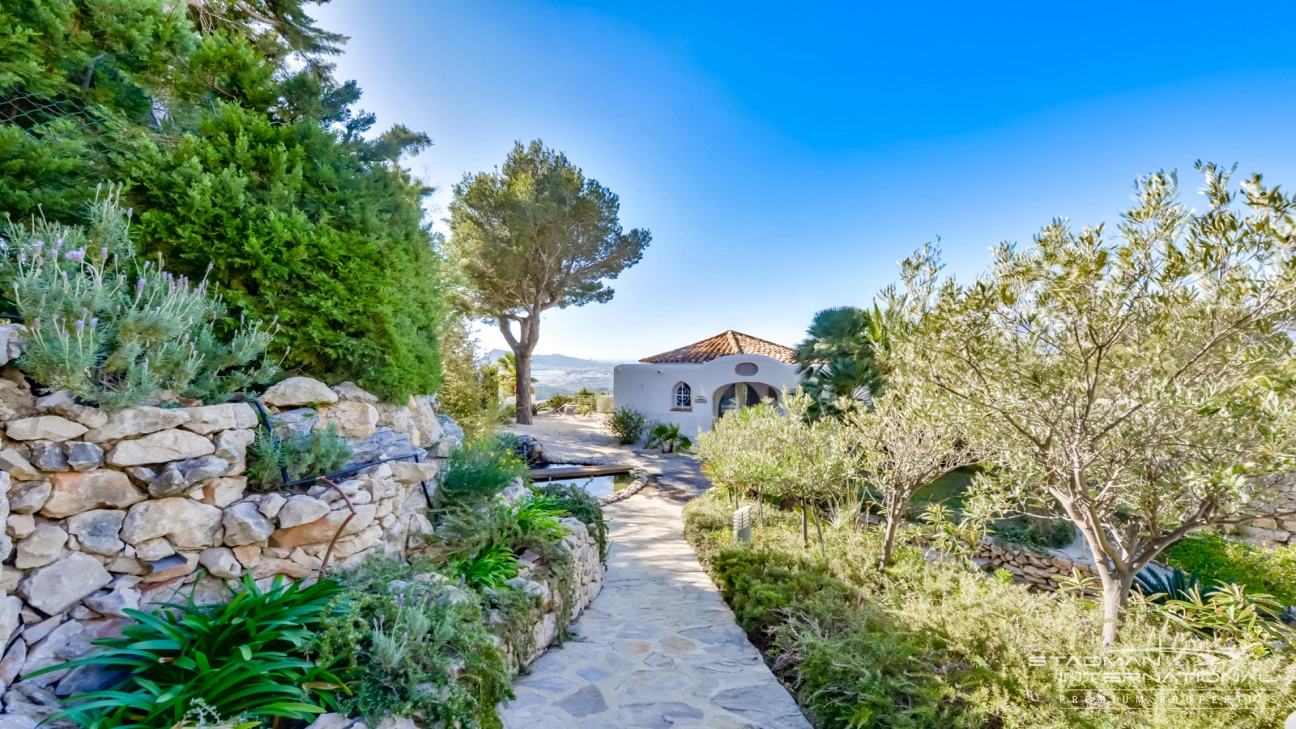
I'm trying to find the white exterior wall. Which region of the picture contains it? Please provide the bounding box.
[612,354,801,438]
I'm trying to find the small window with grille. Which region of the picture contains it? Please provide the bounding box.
[672,382,692,410]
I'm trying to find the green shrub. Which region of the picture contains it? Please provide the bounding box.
[438,438,528,508]
[449,543,519,590]
[532,482,609,563]
[543,394,573,410]
[990,515,1078,552]
[247,422,354,491]
[437,315,501,443]
[315,556,512,727]
[605,405,648,445]
[0,188,276,408]
[646,422,691,453]
[35,575,345,729]
[1161,532,1296,606]
[682,493,1296,729]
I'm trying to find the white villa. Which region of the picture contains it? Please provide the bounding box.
[613,330,801,436]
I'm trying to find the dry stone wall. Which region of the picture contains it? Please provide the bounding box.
[0,372,603,718]
[971,540,1099,594]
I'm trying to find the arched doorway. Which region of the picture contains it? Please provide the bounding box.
[714,382,779,417]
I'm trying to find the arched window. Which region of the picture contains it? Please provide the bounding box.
[672,382,692,410]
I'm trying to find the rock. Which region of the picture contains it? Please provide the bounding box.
[120,498,222,549]
[65,510,126,556]
[21,619,87,684]
[7,481,49,515]
[123,466,157,486]
[390,460,438,485]
[26,442,67,472]
[262,377,338,408]
[199,547,242,578]
[213,429,256,462]
[65,405,107,430]
[253,558,311,579]
[22,615,62,645]
[347,428,425,466]
[147,456,229,498]
[141,552,199,583]
[331,382,377,404]
[222,502,275,546]
[54,663,124,697]
[40,470,144,518]
[305,713,356,729]
[5,417,87,443]
[277,496,330,528]
[199,477,246,508]
[0,638,26,686]
[18,553,113,615]
[0,450,40,481]
[409,395,443,447]
[315,401,378,439]
[15,524,68,569]
[270,504,377,549]
[257,493,286,519]
[107,429,215,467]
[0,597,21,652]
[106,556,146,575]
[83,584,141,618]
[179,403,258,435]
[232,545,262,568]
[83,407,190,443]
[133,537,175,562]
[270,408,318,438]
[438,415,465,444]
[375,404,418,443]
[6,514,34,539]
[61,442,103,472]
[34,392,75,413]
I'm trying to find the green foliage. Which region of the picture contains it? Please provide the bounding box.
[1143,583,1292,655]
[682,494,1296,729]
[532,482,609,563]
[449,543,519,591]
[438,437,529,508]
[1134,566,1203,604]
[1161,531,1296,606]
[605,405,648,444]
[990,516,1077,553]
[794,305,887,420]
[0,188,276,408]
[646,422,692,453]
[247,422,354,491]
[315,556,513,727]
[36,575,345,729]
[1,0,446,402]
[543,394,573,410]
[436,315,501,442]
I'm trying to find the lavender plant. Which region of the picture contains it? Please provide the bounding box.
[0,185,277,408]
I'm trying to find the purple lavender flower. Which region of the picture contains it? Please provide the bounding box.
[53,238,63,251]
[64,249,85,263]
[75,320,84,332]
[88,317,98,328]
[100,247,108,261]
[31,241,42,254]
[137,278,146,295]
[31,317,39,331]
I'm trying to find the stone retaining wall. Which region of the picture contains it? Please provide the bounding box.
[0,370,603,721]
[971,540,1099,594]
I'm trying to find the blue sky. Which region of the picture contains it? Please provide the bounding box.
[313,1,1296,361]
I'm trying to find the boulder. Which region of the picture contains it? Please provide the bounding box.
[0,638,25,687]
[262,377,337,408]
[133,537,175,561]
[213,429,256,462]
[83,407,190,443]
[65,510,126,556]
[8,481,50,515]
[347,427,425,465]
[391,460,438,485]
[409,395,443,447]
[65,405,108,430]
[270,408,318,439]
[147,455,229,498]
[15,524,68,569]
[5,416,87,443]
[232,544,262,568]
[107,429,215,466]
[0,449,41,481]
[199,547,242,579]
[199,477,246,508]
[315,401,379,439]
[254,558,312,579]
[120,498,222,549]
[277,496,330,528]
[0,324,23,368]
[180,403,258,435]
[27,441,68,472]
[34,391,75,413]
[257,493,287,519]
[84,583,141,618]
[374,404,418,443]
[62,441,103,471]
[222,502,275,546]
[41,470,145,518]
[270,504,377,549]
[8,513,35,539]
[18,552,113,615]
[0,596,21,650]
[331,382,377,404]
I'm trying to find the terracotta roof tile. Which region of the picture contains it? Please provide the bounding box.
[640,330,796,364]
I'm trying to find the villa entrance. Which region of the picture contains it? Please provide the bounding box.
[714,382,779,417]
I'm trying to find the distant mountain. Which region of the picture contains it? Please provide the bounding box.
[485,350,621,368]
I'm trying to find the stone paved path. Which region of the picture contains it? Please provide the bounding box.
[498,489,811,729]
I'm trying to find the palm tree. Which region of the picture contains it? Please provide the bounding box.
[793,306,886,420]
[497,352,518,398]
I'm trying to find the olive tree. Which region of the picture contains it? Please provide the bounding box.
[447,140,650,423]
[889,163,1296,646]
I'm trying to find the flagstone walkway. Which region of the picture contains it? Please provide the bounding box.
[498,489,811,729]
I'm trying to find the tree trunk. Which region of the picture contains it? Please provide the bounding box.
[756,485,764,526]
[1099,569,1134,648]
[879,510,902,570]
[811,505,826,557]
[800,497,809,549]
[513,344,534,425]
